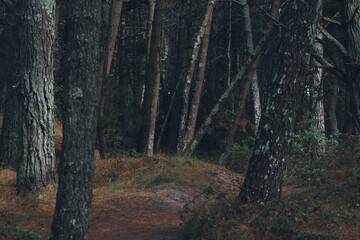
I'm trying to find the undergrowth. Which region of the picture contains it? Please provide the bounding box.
[180,121,360,240]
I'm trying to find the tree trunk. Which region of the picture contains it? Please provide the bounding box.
[146,0,156,65]
[137,0,164,156]
[311,29,325,131]
[16,0,55,192]
[177,0,216,153]
[183,6,214,150]
[97,0,125,159]
[50,0,101,238]
[0,2,19,168]
[182,21,275,156]
[156,0,192,153]
[238,0,323,204]
[343,0,360,134]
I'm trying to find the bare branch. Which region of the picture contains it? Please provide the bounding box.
[311,53,346,81]
[318,24,348,57]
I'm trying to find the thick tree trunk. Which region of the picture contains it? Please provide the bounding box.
[50,0,101,238]
[137,0,164,156]
[177,0,216,153]
[183,7,213,150]
[239,0,323,204]
[0,2,19,168]
[343,0,360,134]
[16,0,55,192]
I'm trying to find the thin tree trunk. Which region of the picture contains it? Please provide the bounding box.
[239,0,323,204]
[182,22,276,156]
[177,0,216,153]
[50,0,101,238]
[137,0,164,156]
[183,6,214,150]
[146,0,156,64]
[155,0,191,153]
[97,0,125,159]
[16,0,55,192]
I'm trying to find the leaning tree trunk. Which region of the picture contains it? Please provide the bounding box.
[16,0,55,192]
[50,0,101,238]
[343,0,360,134]
[183,6,214,150]
[97,0,126,159]
[238,0,323,204]
[0,1,19,168]
[137,0,164,156]
[177,0,216,153]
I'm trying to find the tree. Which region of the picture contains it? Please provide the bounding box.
[16,0,55,192]
[343,0,360,134]
[238,0,323,204]
[0,0,20,168]
[137,0,164,156]
[50,0,101,238]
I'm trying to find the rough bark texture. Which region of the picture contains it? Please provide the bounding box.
[311,29,325,131]
[238,0,323,204]
[0,2,19,168]
[137,0,164,156]
[16,0,55,192]
[50,0,101,238]
[343,0,360,134]
[183,7,213,150]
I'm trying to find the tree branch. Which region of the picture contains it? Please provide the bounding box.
[318,24,348,57]
[311,53,346,81]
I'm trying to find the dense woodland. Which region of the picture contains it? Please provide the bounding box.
[0,0,359,239]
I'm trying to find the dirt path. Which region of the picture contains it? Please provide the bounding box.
[89,170,243,240]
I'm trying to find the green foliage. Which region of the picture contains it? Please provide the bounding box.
[226,137,254,173]
[148,174,175,187]
[0,223,48,240]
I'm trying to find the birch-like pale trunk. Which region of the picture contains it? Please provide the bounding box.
[182,23,276,156]
[183,8,214,150]
[177,0,216,153]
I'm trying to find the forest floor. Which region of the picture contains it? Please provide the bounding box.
[0,121,359,239]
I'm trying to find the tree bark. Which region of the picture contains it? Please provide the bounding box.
[156,0,192,153]
[0,1,19,168]
[183,5,214,150]
[311,28,325,131]
[16,0,55,192]
[137,0,164,156]
[343,0,360,134]
[182,22,275,156]
[238,0,323,204]
[146,0,156,65]
[50,0,101,238]
[97,0,125,159]
[177,0,216,153]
